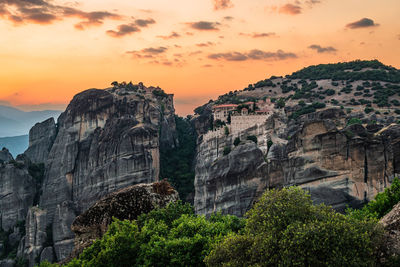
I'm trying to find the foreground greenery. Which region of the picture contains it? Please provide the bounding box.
[41,180,400,267]
[205,187,382,266]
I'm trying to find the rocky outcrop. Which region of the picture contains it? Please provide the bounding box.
[195,141,268,216]
[0,148,13,163]
[18,207,48,267]
[194,108,400,216]
[10,85,179,263]
[24,118,57,164]
[379,201,400,263]
[69,180,178,259]
[0,162,35,231]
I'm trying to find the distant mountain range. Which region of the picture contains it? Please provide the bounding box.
[0,135,28,157]
[0,105,61,138]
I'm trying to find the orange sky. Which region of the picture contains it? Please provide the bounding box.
[0,0,399,115]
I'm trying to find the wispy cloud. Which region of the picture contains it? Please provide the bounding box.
[308,44,337,53]
[279,3,302,15]
[213,0,233,10]
[346,18,379,29]
[240,32,276,38]
[187,21,220,31]
[208,49,297,61]
[0,0,121,29]
[106,23,140,37]
[126,46,168,58]
[157,32,181,40]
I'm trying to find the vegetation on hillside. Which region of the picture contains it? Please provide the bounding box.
[160,116,197,201]
[39,179,400,267]
[288,60,400,82]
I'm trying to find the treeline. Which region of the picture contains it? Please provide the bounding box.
[289,60,400,83]
[41,178,400,266]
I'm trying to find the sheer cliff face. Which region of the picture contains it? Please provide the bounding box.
[194,109,400,216]
[40,88,177,218]
[16,86,178,262]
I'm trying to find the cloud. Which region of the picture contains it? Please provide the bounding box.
[213,0,233,10]
[134,18,155,27]
[0,0,121,29]
[279,3,302,15]
[196,42,215,47]
[187,21,220,31]
[202,64,213,68]
[308,44,337,53]
[126,46,168,58]
[346,18,379,29]
[106,18,156,38]
[240,32,276,38]
[106,23,140,37]
[208,49,297,61]
[157,32,181,40]
[223,16,234,21]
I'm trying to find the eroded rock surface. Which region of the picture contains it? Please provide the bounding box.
[0,148,13,163]
[194,109,400,216]
[379,201,400,262]
[0,163,35,231]
[24,118,57,164]
[70,180,178,259]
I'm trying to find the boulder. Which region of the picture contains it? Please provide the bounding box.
[69,180,179,259]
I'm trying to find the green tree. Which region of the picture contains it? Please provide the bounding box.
[205,187,382,267]
[223,146,231,156]
[58,202,244,267]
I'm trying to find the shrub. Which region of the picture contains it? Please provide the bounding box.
[347,117,362,126]
[233,137,241,147]
[205,187,382,267]
[224,126,229,136]
[246,135,257,144]
[223,146,231,156]
[365,107,374,114]
[347,177,400,219]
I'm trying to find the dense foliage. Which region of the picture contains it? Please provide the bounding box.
[205,187,382,267]
[288,60,400,82]
[347,177,400,219]
[160,116,197,201]
[289,102,326,120]
[55,201,244,267]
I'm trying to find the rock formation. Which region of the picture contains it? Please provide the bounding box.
[194,108,400,216]
[69,180,178,260]
[379,201,400,264]
[0,148,13,163]
[0,162,35,231]
[0,84,179,265]
[24,118,57,164]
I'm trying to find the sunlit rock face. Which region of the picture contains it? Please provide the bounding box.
[6,85,178,264]
[194,108,400,217]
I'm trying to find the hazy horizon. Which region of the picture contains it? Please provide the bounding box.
[0,0,399,115]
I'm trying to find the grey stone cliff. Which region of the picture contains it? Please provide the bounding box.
[24,118,57,164]
[194,108,400,216]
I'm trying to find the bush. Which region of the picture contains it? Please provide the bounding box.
[347,117,362,125]
[365,107,374,114]
[347,177,400,219]
[246,135,257,144]
[60,201,244,267]
[205,187,382,267]
[224,126,229,136]
[223,146,231,156]
[233,137,240,147]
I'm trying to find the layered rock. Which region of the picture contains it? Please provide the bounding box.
[194,108,400,216]
[69,180,178,259]
[195,141,267,216]
[17,85,178,262]
[0,162,35,231]
[24,118,57,164]
[18,207,48,267]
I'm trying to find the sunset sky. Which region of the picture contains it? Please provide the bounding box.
[0,0,399,115]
